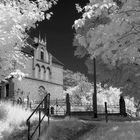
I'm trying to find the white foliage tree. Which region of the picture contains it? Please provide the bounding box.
[64,82,137,114]
[0,0,57,80]
[73,0,140,99]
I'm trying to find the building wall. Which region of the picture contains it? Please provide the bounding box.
[13,77,63,101]
[1,41,64,101]
[51,64,63,85]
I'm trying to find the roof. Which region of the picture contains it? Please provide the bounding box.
[22,45,34,56]
[52,56,64,66]
[21,37,36,56]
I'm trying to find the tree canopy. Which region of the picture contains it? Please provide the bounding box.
[63,69,88,90]
[0,0,57,80]
[65,80,136,114]
[74,0,140,65]
[73,0,140,99]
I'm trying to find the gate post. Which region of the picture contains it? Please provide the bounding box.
[44,93,50,116]
[119,96,127,117]
[66,93,70,116]
[105,102,108,123]
[51,106,54,115]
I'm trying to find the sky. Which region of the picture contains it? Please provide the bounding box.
[30,0,89,74]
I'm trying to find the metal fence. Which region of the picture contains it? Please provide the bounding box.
[6,98,31,109]
[70,102,120,114]
[50,99,66,115]
[4,95,137,118]
[70,103,92,112]
[98,105,120,114]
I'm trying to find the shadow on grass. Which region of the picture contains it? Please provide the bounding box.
[2,128,28,140]
[2,116,140,140]
[40,118,97,140]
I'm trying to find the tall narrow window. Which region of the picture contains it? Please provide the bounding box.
[40,48,44,60]
[40,66,45,80]
[46,67,51,81]
[46,51,49,63]
[35,64,40,78]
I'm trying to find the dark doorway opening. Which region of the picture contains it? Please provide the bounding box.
[0,86,1,99]
[6,84,9,98]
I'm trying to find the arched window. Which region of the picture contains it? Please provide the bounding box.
[36,48,39,59]
[40,66,45,80]
[40,48,44,60]
[35,64,40,78]
[46,67,51,81]
[46,51,49,63]
[38,86,46,97]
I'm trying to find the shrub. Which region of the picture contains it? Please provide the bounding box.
[0,101,39,139]
[0,104,7,121]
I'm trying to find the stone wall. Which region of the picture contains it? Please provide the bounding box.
[13,77,63,102]
[51,64,63,85]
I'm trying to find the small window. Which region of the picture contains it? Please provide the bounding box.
[40,48,44,60]
[46,51,49,63]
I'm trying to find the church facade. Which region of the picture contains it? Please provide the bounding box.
[0,38,64,102]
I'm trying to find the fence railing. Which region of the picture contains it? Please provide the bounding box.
[50,99,66,115]
[70,103,92,112]
[98,105,120,114]
[26,93,50,140]
[8,97,31,109]
[69,102,120,114]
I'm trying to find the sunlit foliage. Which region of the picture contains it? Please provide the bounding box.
[0,0,57,80]
[73,0,140,99]
[63,69,88,90]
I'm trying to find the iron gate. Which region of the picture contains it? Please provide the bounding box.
[50,99,66,116]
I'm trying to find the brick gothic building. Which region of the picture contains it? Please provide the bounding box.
[0,38,64,102]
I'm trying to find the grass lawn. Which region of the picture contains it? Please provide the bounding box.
[0,101,40,140]
[79,121,140,140]
[1,101,140,140]
[1,115,140,140]
[40,118,140,140]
